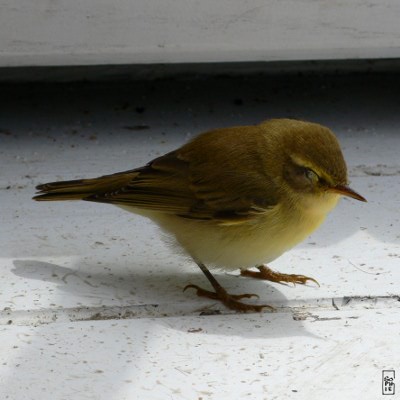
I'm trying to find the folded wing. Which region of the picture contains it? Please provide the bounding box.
[34,126,279,224]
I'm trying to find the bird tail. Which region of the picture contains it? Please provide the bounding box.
[33,170,138,201]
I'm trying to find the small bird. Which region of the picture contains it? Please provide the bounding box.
[34,118,366,312]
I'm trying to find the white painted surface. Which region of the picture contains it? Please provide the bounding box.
[0,73,399,399]
[1,0,400,66]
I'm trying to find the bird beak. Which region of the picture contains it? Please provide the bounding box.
[329,185,367,202]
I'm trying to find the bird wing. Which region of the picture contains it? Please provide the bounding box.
[90,127,280,223]
[35,126,280,224]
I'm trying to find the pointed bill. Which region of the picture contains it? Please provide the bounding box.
[329,185,367,202]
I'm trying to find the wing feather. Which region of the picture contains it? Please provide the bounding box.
[35,125,280,223]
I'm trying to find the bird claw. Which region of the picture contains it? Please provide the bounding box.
[240,265,320,287]
[184,284,273,312]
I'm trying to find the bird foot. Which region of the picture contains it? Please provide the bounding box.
[240,265,320,287]
[184,284,274,312]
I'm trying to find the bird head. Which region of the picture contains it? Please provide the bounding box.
[262,119,366,212]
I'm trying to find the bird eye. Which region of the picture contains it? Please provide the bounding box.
[304,168,319,183]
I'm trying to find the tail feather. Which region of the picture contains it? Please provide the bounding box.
[33,170,139,201]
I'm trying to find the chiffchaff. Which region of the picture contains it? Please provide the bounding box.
[34,118,366,312]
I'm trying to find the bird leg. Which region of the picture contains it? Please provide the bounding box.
[240,265,320,286]
[184,261,274,312]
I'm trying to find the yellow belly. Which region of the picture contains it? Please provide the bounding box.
[119,193,340,270]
